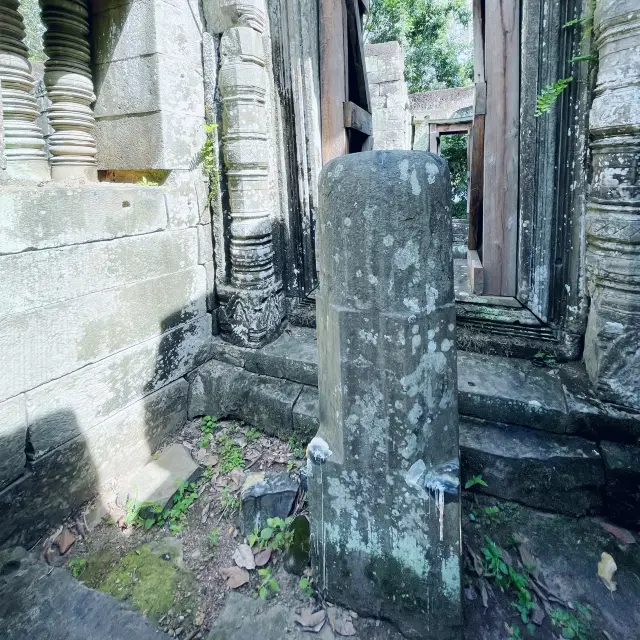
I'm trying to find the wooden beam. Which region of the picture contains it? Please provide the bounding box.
[482,0,519,296]
[345,0,371,111]
[473,0,485,83]
[467,250,484,295]
[429,124,439,154]
[474,82,487,116]
[320,0,348,163]
[467,114,484,251]
[432,122,472,135]
[344,101,373,136]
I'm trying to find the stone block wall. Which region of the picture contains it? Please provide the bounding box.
[0,181,214,547]
[364,41,412,150]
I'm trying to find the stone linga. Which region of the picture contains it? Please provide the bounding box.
[308,150,462,640]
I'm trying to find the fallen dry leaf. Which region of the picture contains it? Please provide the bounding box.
[55,529,75,555]
[295,608,326,632]
[254,548,271,567]
[480,579,489,608]
[233,544,256,570]
[464,585,477,601]
[229,468,245,491]
[600,522,636,545]
[334,613,356,636]
[597,552,617,592]
[327,607,336,632]
[220,566,250,589]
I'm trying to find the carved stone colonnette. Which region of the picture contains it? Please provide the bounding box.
[584,0,640,410]
[211,0,284,347]
[40,0,97,180]
[0,0,49,180]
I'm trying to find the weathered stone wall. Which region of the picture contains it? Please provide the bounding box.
[0,0,216,547]
[0,181,214,548]
[364,41,412,150]
[411,86,474,151]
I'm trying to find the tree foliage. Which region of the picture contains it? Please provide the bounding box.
[365,0,473,93]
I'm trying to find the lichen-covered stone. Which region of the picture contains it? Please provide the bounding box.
[0,547,171,640]
[240,471,299,534]
[308,151,461,639]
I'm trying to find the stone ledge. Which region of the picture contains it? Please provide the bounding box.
[601,441,640,529]
[460,418,605,517]
[206,329,640,442]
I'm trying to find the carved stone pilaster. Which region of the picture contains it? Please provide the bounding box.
[584,0,640,409]
[213,6,284,348]
[0,0,49,180]
[40,0,97,180]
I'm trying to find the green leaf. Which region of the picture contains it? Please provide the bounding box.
[269,579,280,592]
[144,518,155,530]
[260,527,273,540]
[259,586,268,600]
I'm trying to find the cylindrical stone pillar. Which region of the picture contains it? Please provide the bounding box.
[0,0,50,180]
[40,0,97,180]
[308,151,461,639]
[584,0,640,409]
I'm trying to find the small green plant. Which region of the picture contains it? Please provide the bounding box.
[142,480,199,533]
[245,427,261,442]
[248,517,295,552]
[219,434,245,473]
[203,465,215,481]
[68,557,87,578]
[535,77,573,117]
[550,604,592,640]
[138,176,159,186]
[481,537,535,633]
[483,505,503,526]
[220,486,240,514]
[465,475,488,489]
[533,351,557,367]
[298,576,313,597]
[207,528,221,547]
[253,567,280,600]
[288,437,306,459]
[200,415,217,448]
[201,122,219,203]
[507,625,523,640]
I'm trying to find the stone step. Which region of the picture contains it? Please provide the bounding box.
[187,361,608,519]
[460,418,605,517]
[208,328,640,443]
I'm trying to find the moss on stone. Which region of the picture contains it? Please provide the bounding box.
[95,542,194,622]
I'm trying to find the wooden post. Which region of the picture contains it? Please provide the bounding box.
[320,0,348,163]
[482,0,519,296]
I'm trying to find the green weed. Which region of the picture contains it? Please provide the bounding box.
[69,557,87,578]
[207,528,221,547]
[248,517,294,552]
[535,77,573,117]
[220,486,240,514]
[253,567,280,600]
[550,604,592,640]
[200,415,217,448]
[219,434,244,472]
[245,427,261,442]
[298,576,313,597]
[465,475,488,489]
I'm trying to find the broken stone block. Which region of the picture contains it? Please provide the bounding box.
[118,444,202,518]
[240,472,299,534]
[601,441,640,529]
[0,547,171,640]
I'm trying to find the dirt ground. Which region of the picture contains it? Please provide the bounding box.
[40,417,640,640]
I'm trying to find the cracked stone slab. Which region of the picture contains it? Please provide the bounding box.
[240,471,299,534]
[0,547,170,640]
[458,351,568,433]
[244,326,318,386]
[460,417,605,516]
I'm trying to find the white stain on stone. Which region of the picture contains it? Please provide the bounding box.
[408,402,423,425]
[394,240,419,270]
[410,169,421,195]
[441,338,452,352]
[441,555,461,600]
[368,274,378,285]
[411,333,422,354]
[403,297,420,313]
[383,235,394,247]
[425,160,439,184]
[425,285,439,314]
[400,433,418,459]
[358,329,377,345]
[399,159,409,181]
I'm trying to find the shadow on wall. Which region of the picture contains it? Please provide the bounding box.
[0,295,212,550]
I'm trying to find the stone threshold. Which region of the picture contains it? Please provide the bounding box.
[208,326,640,445]
[187,356,638,527]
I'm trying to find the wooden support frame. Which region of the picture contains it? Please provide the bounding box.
[320,0,372,162]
